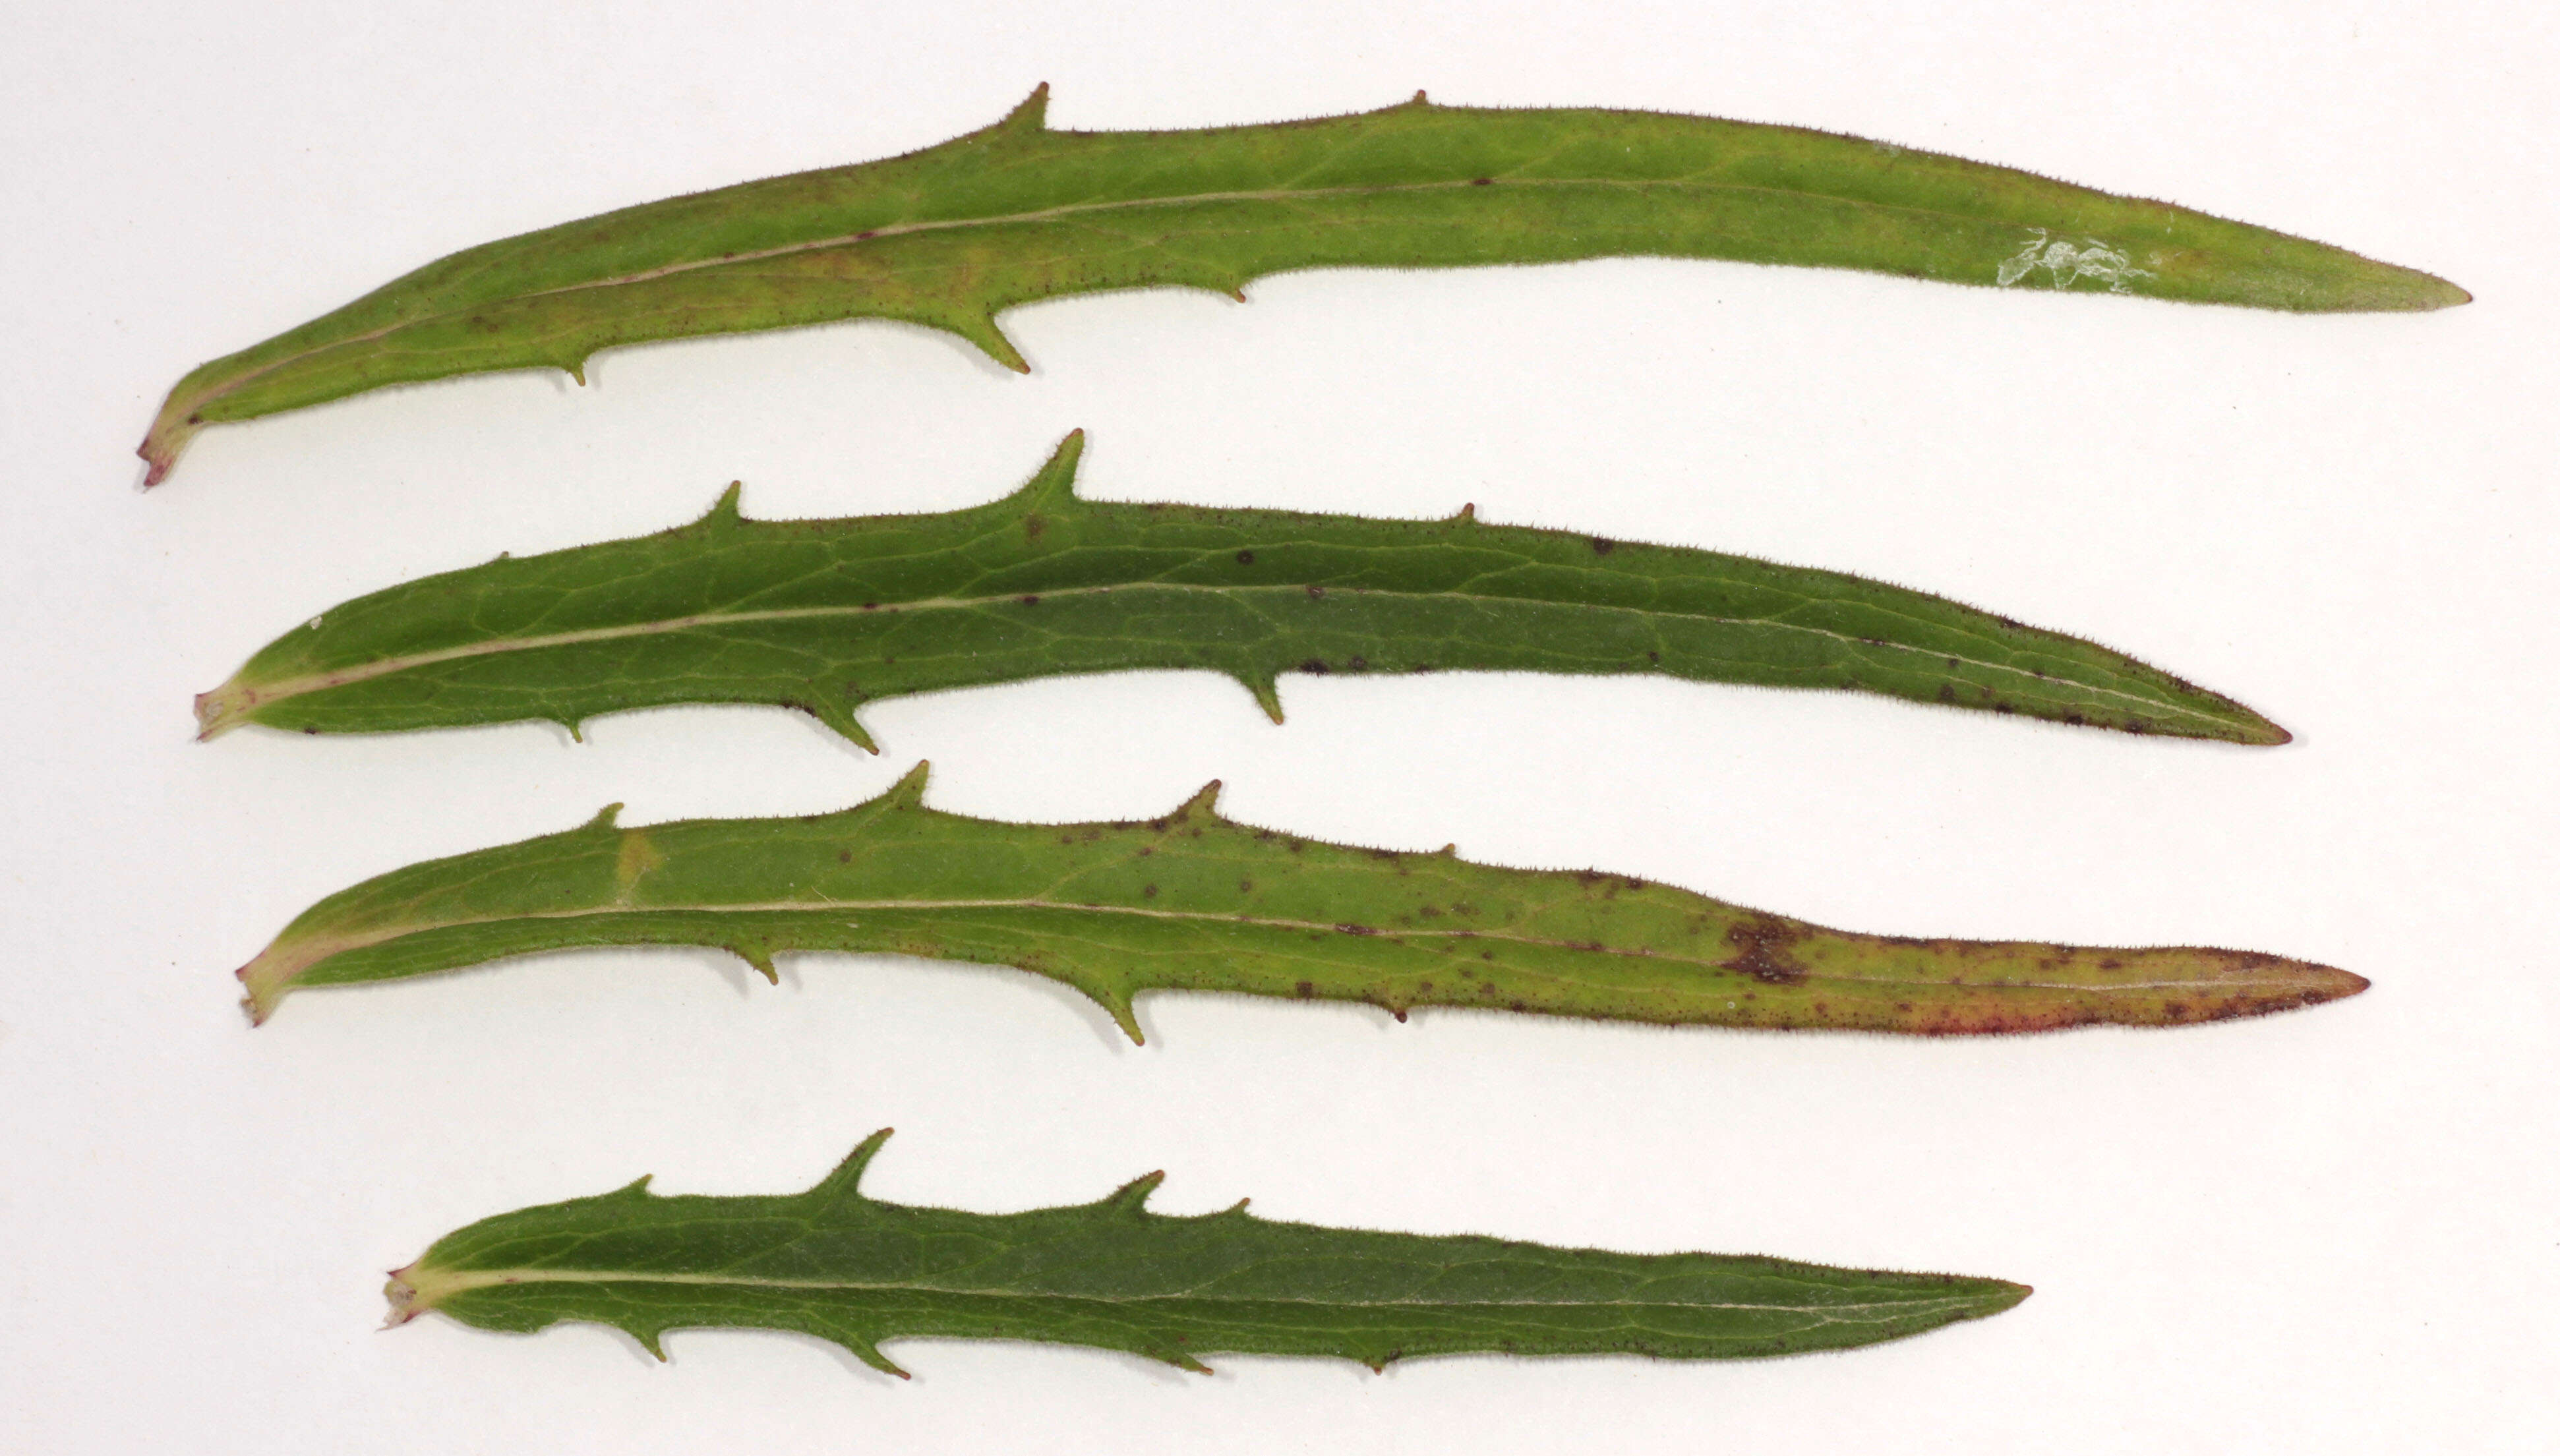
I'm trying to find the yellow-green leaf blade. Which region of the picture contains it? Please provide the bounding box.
[140,88,2464,482]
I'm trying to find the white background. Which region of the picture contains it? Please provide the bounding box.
[3,3,2552,1451]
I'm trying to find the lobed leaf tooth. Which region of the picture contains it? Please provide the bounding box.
[997,82,1050,134]
[880,760,935,810]
[698,482,746,529]
[1087,985,1148,1045]
[1234,672,1287,724]
[816,1129,895,1200]
[1011,430,1087,511]
[806,697,879,753]
[1102,1171,1168,1214]
[1170,780,1225,821]
[949,310,1031,373]
[841,1338,910,1379]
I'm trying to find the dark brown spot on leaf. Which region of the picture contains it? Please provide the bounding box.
[1722,917,1811,985]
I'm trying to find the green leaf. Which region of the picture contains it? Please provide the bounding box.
[239,761,2364,1035]
[194,432,2287,748]
[139,86,2465,484]
[386,1127,2031,1372]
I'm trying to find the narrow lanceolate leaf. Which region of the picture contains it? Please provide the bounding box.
[195,432,2286,748]
[387,1128,2030,1372]
[238,761,2365,1035]
[139,87,2466,484]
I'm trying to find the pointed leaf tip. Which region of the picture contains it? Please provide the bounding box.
[806,695,879,753]
[945,309,1030,372]
[999,83,1050,133]
[1172,780,1223,821]
[700,481,746,527]
[1104,1169,1167,1213]
[843,1337,912,1378]
[881,759,932,808]
[584,803,624,830]
[811,1128,896,1201]
[1235,672,1285,724]
[1013,430,1086,510]
[1089,987,1148,1044]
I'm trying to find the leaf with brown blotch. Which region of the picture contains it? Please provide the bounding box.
[239,761,2364,1037]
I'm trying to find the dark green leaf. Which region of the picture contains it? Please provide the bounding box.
[196,433,2288,748]
[387,1128,2031,1372]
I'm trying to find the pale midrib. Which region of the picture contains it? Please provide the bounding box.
[225,579,2217,730]
[302,895,2275,998]
[417,1264,1980,1324]
[196,169,2043,408]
